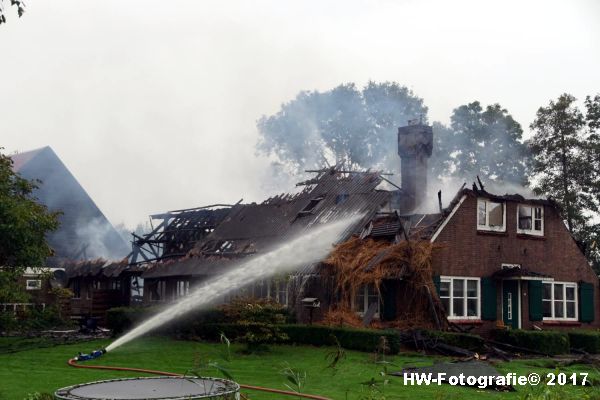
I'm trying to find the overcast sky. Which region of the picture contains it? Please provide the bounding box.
[2,0,599,228]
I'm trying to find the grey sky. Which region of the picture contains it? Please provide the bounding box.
[2,0,599,227]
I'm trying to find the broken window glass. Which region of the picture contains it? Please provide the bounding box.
[488,202,503,227]
[518,206,532,230]
[298,196,325,216]
[477,200,486,226]
[477,199,505,231]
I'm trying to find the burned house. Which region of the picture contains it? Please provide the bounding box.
[62,259,144,323]
[9,147,132,320]
[131,121,598,332]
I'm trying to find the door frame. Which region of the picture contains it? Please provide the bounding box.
[501,279,522,329]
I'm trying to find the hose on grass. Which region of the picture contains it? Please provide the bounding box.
[67,358,332,400]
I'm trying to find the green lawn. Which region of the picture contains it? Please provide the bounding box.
[0,336,599,399]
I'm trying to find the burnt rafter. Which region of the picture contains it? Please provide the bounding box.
[129,202,240,264]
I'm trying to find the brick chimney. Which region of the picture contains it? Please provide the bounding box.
[398,120,433,213]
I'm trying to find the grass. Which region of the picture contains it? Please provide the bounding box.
[0,336,599,399]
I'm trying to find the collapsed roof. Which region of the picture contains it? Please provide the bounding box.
[142,168,394,279]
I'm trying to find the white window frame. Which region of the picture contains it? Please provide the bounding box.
[175,280,190,299]
[274,280,289,307]
[440,276,481,320]
[25,279,42,290]
[353,284,380,318]
[542,281,578,321]
[477,198,506,232]
[516,204,544,236]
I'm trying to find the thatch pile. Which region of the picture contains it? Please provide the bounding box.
[323,236,447,329]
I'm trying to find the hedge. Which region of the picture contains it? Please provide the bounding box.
[280,324,400,354]
[492,329,569,355]
[424,331,485,352]
[568,331,600,354]
[176,322,400,354]
[106,307,229,335]
[106,302,292,335]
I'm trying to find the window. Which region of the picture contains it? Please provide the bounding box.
[72,279,81,299]
[517,205,544,235]
[440,277,480,319]
[175,280,189,298]
[151,280,167,301]
[477,199,505,232]
[298,196,324,216]
[543,282,577,320]
[26,280,42,290]
[354,284,380,317]
[252,279,270,299]
[275,280,288,306]
[110,279,121,291]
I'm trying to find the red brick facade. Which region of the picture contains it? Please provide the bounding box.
[431,191,599,335]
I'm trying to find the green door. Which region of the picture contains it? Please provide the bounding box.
[502,280,519,329]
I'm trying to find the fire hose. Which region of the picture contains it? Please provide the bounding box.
[67,355,332,400]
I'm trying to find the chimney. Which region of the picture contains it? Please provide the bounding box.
[397,120,433,213]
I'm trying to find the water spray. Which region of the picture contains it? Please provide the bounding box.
[106,214,362,352]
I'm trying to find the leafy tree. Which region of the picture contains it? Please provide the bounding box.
[528,94,592,232]
[430,102,529,185]
[0,149,59,303]
[256,81,428,175]
[584,94,600,211]
[0,0,25,25]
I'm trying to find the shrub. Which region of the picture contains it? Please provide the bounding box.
[492,329,569,355]
[0,312,17,332]
[568,331,600,354]
[190,323,400,353]
[217,299,290,352]
[424,331,485,352]
[281,325,400,354]
[107,306,233,335]
[106,299,291,336]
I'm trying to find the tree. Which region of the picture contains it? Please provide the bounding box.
[430,102,529,185]
[256,81,428,175]
[0,149,59,303]
[528,94,593,233]
[0,0,25,25]
[584,94,600,211]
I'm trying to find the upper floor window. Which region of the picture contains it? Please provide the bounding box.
[543,281,577,321]
[440,276,480,319]
[477,199,505,232]
[517,205,544,236]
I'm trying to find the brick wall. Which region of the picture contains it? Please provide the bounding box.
[431,192,599,333]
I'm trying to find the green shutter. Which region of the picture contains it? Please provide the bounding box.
[579,282,595,323]
[432,275,441,295]
[528,280,543,321]
[481,277,497,320]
